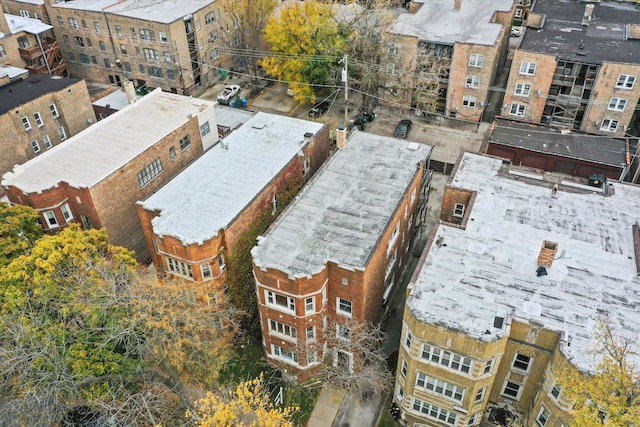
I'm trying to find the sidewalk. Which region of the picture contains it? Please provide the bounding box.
[307,386,346,427]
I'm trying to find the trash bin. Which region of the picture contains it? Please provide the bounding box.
[230,99,237,108]
[241,98,248,108]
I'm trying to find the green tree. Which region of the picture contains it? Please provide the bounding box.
[0,201,43,269]
[0,225,240,426]
[262,0,347,103]
[558,321,640,426]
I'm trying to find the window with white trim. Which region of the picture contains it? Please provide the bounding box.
[272,344,298,364]
[337,298,352,316]
[600,118,619,132]
[337,324,351,342]
[341,277,348,286]
[411,398,457,426]
[453,203,465,218]
[305,296,315,314]
[31,140,41,153]
[388,223,400,253]
[469,54,484,68]
[400,357,407,378]
[160,31,168,43]
[608,97,627,112]
[512,353,532,373]
[483,358,495,375]
[0,44,6,57]
[50,103,59,118]
[550,383,561,399]
[43,210,58,227]
[536,406,551,426]
[68,17,79,29]
[61,203,73,221]
[200,121,211,137]
[201,264,212,280]
[385,249,397,279]
[468,412,480,426]
[515,8,523,17]
[137,158,163,188]
[139,28,156,41]
[266,290,295,313]
[462,95,477,108]
[306,326,315,340]
[303,157,311,176]
[307,351,317,364]
[34,112,44,127]
[502,380,522,399]
[22,117,32,130]
[269,319,297,339]
[166,256,193,279]
[514,83,531,96]
[466,75,480,88]
[475,386,486,403]
[43,135,52,149]
[94,21,101,33]
[616,74,636,89]
[510,104,526,117]
[58,126,67,141]
[217,253,225,271]
[421,344,472,373]
[519,61,536,75]
[405,331,413,350]
[416,372,465,402]
[387,63,398,75]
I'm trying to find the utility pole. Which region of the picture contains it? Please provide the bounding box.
[341,54,348,127]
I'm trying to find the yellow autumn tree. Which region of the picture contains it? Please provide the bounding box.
[558,321,640,426]
[189,374,298,427]
[262,0,347,103]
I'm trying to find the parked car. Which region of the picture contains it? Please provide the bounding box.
[394,119,413,138]
[309,101,330,118]
[352,109,377,130]
[217,85,241,105]
[510,28,521,37]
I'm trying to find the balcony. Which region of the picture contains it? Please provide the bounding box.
[18,38,66,76]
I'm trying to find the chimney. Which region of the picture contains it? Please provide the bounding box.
[124,80,137,104]
[303,132,313,144]
[336,126,347,149]
[537,240,558,268]
[454,0,462,11]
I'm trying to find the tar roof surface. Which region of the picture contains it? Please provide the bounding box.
[408,153,640,373]
[388,0,513,46]
[0,74,80,115]
[138,112,325,245]
[252,132,432,278]
[2,89,215,192]
[490,119,627,167]
[521,0,640,63]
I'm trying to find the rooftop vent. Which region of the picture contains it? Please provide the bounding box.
[493,316,504,329]
[581,4,594,26]
[537,240,558,268]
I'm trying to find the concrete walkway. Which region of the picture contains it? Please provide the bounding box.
[306,386,346,427]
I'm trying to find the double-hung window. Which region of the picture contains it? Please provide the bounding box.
[600,118,619,132]
[462,95,477,108]
[514,83,531,96]
[616,74,636,89]
[22,116,32,130]
[31,140,41,153]
[34,112,44,127]
[61,203,73,221]
[536,406,551,426]
[337,298,352,316]
[469,54,484,68]
[466,75,480,88]
[608,97,627,111]
[512,353,532,373]
[269,319,297,340]
[43,210,58,227]
[266,290,295,313]
[166,256,193,279]
[305,297,315,314]
[510,104,526,117]
[519,61,536,75]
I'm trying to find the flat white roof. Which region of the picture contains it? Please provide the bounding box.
[0,65,28,79]
[252,132,432,278]
[53,0,213,23]
[92,89,141,110]
[2,89,216,192]
[214,105,255,132]
[138,112,325,245]
[5,13,52,34]
[408,153,640,373]
[389,0,512,46]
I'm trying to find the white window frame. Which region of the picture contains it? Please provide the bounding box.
[43,210,58,228]
[137,158,163,188]
[416,372,465,402]
[22,116,32,130]
[58,126,67,141]
[616,74,636,89]
[600,118,619,132]
[468,412,480,426]
[50,103,59,118]
[475,386,487,403]
[305,296,315,314]
[536,405,551,426]
[43,135,52,149]
[61,203,73,221]
[337,324,351,342]
[159,31,168,43]
[266,290,295,313]
[466,75,480,88]
[453,203,465,218]
[483,358,495,375]
[462,95,477,108]
[510,104,526,117]
[469,54,484,68]
[387,222,400,254]
[271,344,299,364]
[512,353,533,373]
[306,326,316,341]
[502,380,523,400]
[31,140,41,153]
[411,398,457,426]
[268,319,297,341]
[387,63,397,75]
[166,256,193,279]
[608,97,627,112]
[400,357,407,378]
[337,297,352,316]
[550,383,561,399]
[514,83,531,96]
[201,264,212,280]
[34,112,44,127]
[200,120,211,137]
[303,157,311,176]
[519,61,537,76]
[405,331,413,350]
[421,344,472,374]
[515,8,523,18]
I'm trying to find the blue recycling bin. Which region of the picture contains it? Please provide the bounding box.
[241,98,248,108]
[230,99,237,108]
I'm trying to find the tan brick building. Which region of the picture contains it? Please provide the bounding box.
[2,88,218,261]
[251,131,432,381]
[502,0,640,137]
[45,0,237,95]
[380,0,515,121]
[395,152,640,426]
[137,113,331,294]
[0,74,94,178]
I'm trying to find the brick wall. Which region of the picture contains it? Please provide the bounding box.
[441,185,475,225]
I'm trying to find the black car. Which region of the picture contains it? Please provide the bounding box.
[309,101,330,118]
[352,109,377,130]
[394,119,413,138]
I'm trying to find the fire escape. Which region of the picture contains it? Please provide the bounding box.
[18,36,66,76]
[183,16,201,94]
[413,41,452,115]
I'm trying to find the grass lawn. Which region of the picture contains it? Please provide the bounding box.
[378,392,399,427]
[217,336,319,426]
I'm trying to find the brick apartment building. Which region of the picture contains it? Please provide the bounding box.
[39,0,238,95]
[2,88,218,262]
[0,9,65,75]
[395,152,640,426]
[502,0,640,137]
[0,74,94,178]
[380,0,514,121]
[251,130,432,381]
[137,112,330,294]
